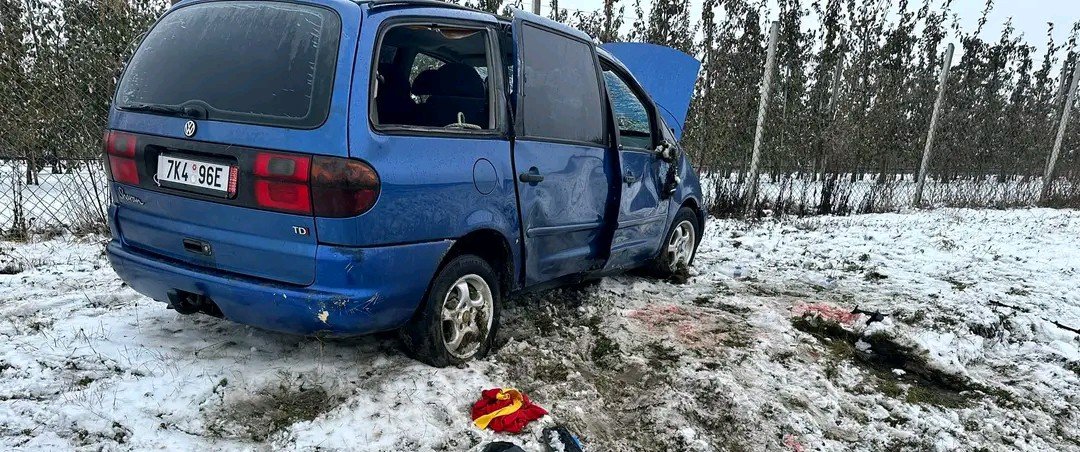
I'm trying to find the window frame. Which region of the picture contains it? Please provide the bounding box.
[512,22,610,148]
[368,17,507,139]
[599,58,660,153]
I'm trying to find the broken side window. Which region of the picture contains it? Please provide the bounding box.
[372,24,494,131]
[602,67,654,150]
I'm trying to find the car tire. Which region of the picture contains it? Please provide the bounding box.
[650,207,700,277]
[401,255,501,367]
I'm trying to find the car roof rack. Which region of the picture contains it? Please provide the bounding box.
[356,0,493,15]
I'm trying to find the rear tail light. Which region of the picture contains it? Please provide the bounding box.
[311,157,380,217]
[255,152,311,182]
[253,152,312,214]
[251,153,378,217]
[108,157,140,185]
[106,131,136,157]
[101,133,379,217]
[104,130,139,185]
[254,179,311,213]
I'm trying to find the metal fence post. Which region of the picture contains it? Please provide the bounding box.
[1053,63,1070,109]
[1041,57,1080,204]
[820,50,844,174]
[913,43,954,207]
[532,0,540,14]
[745,21,779,216]
[828,52,844,119]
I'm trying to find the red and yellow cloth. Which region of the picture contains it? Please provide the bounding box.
[470,388,547,433]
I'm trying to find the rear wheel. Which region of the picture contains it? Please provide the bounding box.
[401,255,501,367]
[651,207,699,277]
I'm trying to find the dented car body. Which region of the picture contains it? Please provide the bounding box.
[104,0,704,365]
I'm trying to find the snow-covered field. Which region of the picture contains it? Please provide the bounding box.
[1,208,1078,451]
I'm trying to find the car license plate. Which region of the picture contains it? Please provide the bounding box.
[156,154,236,197]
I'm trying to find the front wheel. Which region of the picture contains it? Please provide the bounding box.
[401,255,501,367]
[650,207,699,277]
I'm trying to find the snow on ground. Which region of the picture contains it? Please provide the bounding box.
[1,208,1078,451]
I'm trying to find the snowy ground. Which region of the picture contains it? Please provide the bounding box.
[1,208,1078,451]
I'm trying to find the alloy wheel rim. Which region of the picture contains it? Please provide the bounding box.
[441,274,494,360]
[666,220,695,271]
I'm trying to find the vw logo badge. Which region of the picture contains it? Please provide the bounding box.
[183,120,197,137]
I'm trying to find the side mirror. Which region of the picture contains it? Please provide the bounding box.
[655,140,679,162]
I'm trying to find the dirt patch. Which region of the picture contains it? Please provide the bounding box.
[494,289,759,451]
[0,261,23,275]
[863,270,888,282]
[792,315,974,408]
[668,263,691,284]
[943,276,973,291]
[627,304,752,349]
[792,303,859,325]
[1005,287,1031,296]
[693,295,751,316]
[206,375,345,442]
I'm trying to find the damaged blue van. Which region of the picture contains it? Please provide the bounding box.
[105,0,704,366]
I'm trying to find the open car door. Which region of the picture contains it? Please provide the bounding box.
[600,43,700,139]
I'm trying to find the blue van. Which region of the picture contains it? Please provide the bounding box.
[104,0,704,366]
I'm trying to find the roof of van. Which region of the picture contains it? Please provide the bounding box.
[171,0,592,42]
[360,0,508,19]
[172,0,363,12]
[361,1,595,43]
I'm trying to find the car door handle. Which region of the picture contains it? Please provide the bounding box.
[519,168,544,184]
[624,170,639,185]
[182,238,212,256]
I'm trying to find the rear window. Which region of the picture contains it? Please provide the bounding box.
[115,1,341,129]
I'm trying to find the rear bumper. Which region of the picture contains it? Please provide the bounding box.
[106,237,452,336]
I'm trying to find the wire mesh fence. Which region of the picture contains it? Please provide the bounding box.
[0,0,163,238]
[684,10,1080,218]
[700,170,1066,218]
[0,159,109,238]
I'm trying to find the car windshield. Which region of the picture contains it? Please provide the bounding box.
[115,1,341,129]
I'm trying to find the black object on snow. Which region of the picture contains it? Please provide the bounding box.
[852,305,888,325]
[542,425,584,452]
[483,442,526,452]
